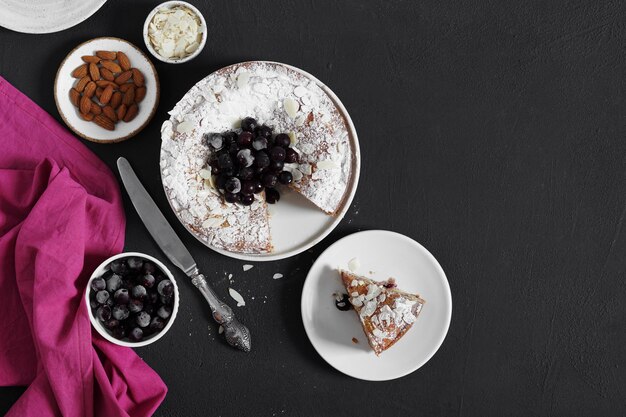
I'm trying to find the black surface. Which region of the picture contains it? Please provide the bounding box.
[1,0,626,416]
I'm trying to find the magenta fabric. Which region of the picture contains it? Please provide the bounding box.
[0,76,167,417]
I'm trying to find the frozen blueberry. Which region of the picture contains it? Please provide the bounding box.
[128,327,143,342]
[252,137,268,151]
[236,149,254,167]
[114,288,130,304]
[254,151,270,169]
[91,278,106,292]
[253,179,264,194]
[150,317,166,331]
[225,192,240,203]
[112,304,130,321]
[90,298,99,309]
[160,295,174,305]
[241,194,255,206]
[132,285,147,300]
[129,299,144,313]
[109,260,126,274]
[157,305,172,319]
[241,117,258,132]
[269,146,286,162]
[136,311,151,328]
[140,274,155,289]
[269,160,284,173]
[157,279,174,297]
[241,180,255,196]
[237,131,254,148]
[112,326,126,340]
[106,274,122,292]
[96,305,111,322]
[143,262,156,275]
[285,148,299,164]
[274,133,291,148]
[224,177,242,194]
[256,125,273,138]
[278,171,293,185]
[104,319,119,329]
[126,257,143,270]
[218,153,233,170]
[96,290,109,304]
[265,188,280,204]
[262,173,277,188]
[239,167,255,181]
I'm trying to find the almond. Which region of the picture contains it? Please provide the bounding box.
[132,68,145,87]
[119,83,133,93]
[110,91,122,109]
[123,103,138,122]
[75,76,90,92]
[122,85,135,105]
[96,51,117,60]
[135,86,146,103]
[81,55,100,63]
[80,95,91,114]
[95,87,103,99]
[116,104,127,120]
[100,84,114,104]
[71,64,88,78]
[88,63,100,81]
[100,67,114,81]
[115,70,133,85]
[80,112,94,121]
[96,80,117,89]
[103,105,118,122]
[84,81,96,98]
[69,88,80,106]
[118,51,131,71]
[100,60,122,73]
[84,82,96,98]
[90,103,102,115]
[93,114,115,130]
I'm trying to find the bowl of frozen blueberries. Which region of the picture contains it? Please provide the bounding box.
[85,252,179,347]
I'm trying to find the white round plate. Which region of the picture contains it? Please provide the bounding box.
[161,61,360,261]
[54,37,160,143]
[301,230,452,381]
[0,0,106,34]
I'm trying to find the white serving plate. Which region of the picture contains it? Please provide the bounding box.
[161,61,360,261]
[301,230,452,381]
[0,0,106,34]
[54,37,160,143]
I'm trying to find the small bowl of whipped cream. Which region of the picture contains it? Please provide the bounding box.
[143,1,207,64]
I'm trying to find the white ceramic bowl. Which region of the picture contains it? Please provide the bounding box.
[85,252,179,347]
[54,37,160,143]
[143,1,207,64]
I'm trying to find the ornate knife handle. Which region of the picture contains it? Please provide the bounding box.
[189,267,251,352]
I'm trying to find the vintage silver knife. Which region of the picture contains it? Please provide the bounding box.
[117,157,251,352]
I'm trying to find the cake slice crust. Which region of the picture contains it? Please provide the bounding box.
[339,270,425,355]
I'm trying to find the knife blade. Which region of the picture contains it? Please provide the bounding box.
[117,157,251,352]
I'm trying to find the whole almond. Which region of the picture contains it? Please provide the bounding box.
[115,70,133,85]
[116,104,127,120]
[96,80,117,89]
[94,114,115,130]
[80,112,94,121]
[119,83,133,93]
[100,84,114,104]
[135,86,146,103]
[69,88,80,106]
[101,60,122,73]
[96,51,117,60]
[75,76,90,92]
[81,55,100,64]
[132,68,145,87]
[90,103,102,115]
[110,91,122,109]
[71,64,88,78]
[79,95,91,114]
[123,103,138,122]
[95,87,103,99]
[84,81,96,98]
[100,67,114,81]
[103,105,118,122]
[118,51,131,71]
[88,63,100,81]
[122,85,135,105]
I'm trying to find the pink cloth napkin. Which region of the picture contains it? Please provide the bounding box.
[0,76,167,416]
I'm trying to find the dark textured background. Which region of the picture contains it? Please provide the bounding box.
[2,0,626,415]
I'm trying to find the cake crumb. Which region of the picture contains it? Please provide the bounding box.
[352,337,359,344]
[243,264,254,272]
[273,273,283,279]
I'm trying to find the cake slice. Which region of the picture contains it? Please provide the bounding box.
[339,270,425,355]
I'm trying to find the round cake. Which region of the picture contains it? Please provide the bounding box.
[160,61,356,254]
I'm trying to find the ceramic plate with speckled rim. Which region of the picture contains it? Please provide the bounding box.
[0,0,107,34]
[54,37,159,143]
[302,230,452,381]
[160,61,360,261]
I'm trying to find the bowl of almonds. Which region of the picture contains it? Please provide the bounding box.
[54,37,160,143]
